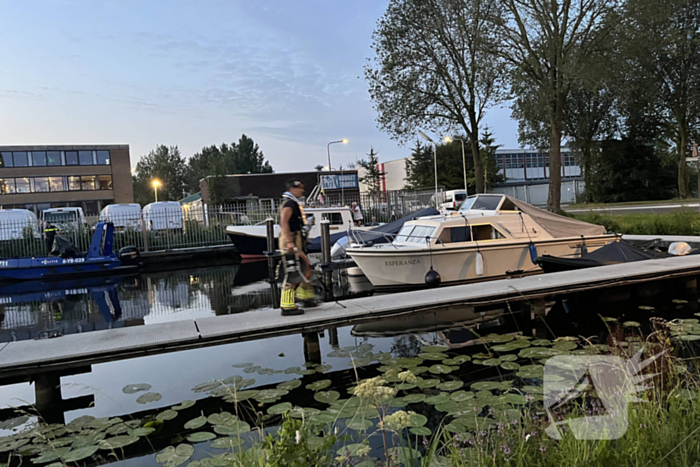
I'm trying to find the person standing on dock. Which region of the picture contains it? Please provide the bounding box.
[44,221,58,254]
[351,202,363,227]
[279,179,316,315]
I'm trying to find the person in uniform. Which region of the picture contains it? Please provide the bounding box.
[44,221,58,254]
[279,179,316,315]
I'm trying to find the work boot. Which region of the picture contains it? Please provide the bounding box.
[281,288,304,316]
[296,286,318,308]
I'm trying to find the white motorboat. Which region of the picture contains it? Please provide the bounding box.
[346,194,618,291]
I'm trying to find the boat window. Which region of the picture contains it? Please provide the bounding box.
[322,212,345,225]
[407,225,436,244]
[455,193,467,201]
[459,195,503,211]
[499,197,519,211]
[395,225,414,242]
[472,224,506,241]
[438,226,471,244]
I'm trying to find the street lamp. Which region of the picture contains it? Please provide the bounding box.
[327,139,348,170]
[152,180,160,203]
[418,130,439,209]
[445,136,468,196]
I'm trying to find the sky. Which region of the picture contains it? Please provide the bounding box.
[0,0,519,172]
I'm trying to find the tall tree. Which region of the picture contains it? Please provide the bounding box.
[133,145,187,205]
[493,0,620,212]
[623,0,700,198]
[358,147,386,196]
[366,0,505,193]
[479,128,504,190]
[235,134,273,174]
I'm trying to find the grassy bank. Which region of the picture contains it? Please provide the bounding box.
[572,211,700,236]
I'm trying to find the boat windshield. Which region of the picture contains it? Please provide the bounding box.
[459,195,503,212]
[394,224,436,244]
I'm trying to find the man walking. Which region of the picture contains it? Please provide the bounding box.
[279,179,316,315]
[351,202,363,227]
[44,221,58,254]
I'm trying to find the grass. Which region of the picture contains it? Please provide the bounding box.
[565,198,696,210]
[572,211,700,236]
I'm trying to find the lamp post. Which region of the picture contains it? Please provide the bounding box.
[326,139,348,171]
[152,180,160,203]
[418,130,439,209]
[445,136,468,196]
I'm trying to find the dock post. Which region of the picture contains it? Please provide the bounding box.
[525,298,548,339]
[34,372,64,424]
[265,218,280,309]
[303,331,322,366]
[320,220,333,301]
[328,327,339,349]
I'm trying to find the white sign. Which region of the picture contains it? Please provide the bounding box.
[321,174,358,190]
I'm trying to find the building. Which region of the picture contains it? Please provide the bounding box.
[357,157,409,192]
[0,145,133,215]
[495,147,581,181]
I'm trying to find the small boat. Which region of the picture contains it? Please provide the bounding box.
[346,194,618,292]
[535,240,668,273]
[0,222,141,282]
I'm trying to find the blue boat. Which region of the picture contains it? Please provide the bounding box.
[0,222,141,282]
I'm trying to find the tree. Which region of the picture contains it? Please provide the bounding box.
[366,0,506,194]
[358,147,386,196]
[235,134,273,175]
[493,0,620,212]
[132,145,187,206]
[623,0,700,198]
[479,127,504,190]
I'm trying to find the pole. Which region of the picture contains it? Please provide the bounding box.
[327,143,332,171]
[320,219,333,301]
[154,186,158,203]
[433,142,439,209]
[265,218,280,308]
[460,140,468,195]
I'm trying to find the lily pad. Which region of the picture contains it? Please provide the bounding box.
[213,421,250,435]
[306,380,332,391]
[0,438,30,453]
[210,437,244,449]
[416,378,440,388]
[346,418,373,431]
[208,412,235,426]
[501,362,521,370]
[418,352,448,360]
[408,413,427,427]
[129,427,156,437]
[62,445,100,462]
[267,402,292,415]
[451,390,474,402]
[184,416,207,430]
[639,305,655,310]
[623,321,641,327]
[403,394,427,403]
[277,380,302,391]
[425,394,451,405]
[531,339,553,346]
[136,392,162,404]
[336,444,370,457]
[314,391,340,404]
[122,383,152,394]
[253,389,288,402]
[0,416,29,430]
[429,364,453,374]
[30,448,70,464]
[156,410,178,421]
[71,432,107,448]
[98,435,139,450]
[187,432,216,443]
[482,358,501,366]
[232,362,253,368]
[470,381,503,391]
[421,345,448,352]
[172,400,195,411]
[223,389,259,403]
[156,444,194,467]
[437,381,464,391]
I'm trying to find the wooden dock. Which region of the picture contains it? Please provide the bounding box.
[2,254,700,381]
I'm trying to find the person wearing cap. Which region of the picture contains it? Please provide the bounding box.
[279,179,316,315]
[44,221,58,254]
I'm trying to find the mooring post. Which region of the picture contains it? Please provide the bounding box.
[34,372,64,424]
[303,331,322,365]
[525,298,547,339]
[141,219,149,252]
[265,218,280,309]
[320,219,333,301]
[328,327,339,349]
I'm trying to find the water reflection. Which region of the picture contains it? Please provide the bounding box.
[0,261,272,342]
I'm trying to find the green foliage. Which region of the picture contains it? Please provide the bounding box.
[358,147,386,196]
[261,414,338,467]
[133,145,188,206]
[573,211,700,236]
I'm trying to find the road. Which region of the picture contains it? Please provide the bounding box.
[565,202,700,215]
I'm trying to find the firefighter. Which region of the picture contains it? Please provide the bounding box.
[279,179,316,315]
[44,221,58,254]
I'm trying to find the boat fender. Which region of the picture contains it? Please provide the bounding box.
[475,251,484,276]
[425,267,441,287]
[528,244,538,264]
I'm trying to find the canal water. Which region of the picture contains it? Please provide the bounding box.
[0,264,698,466]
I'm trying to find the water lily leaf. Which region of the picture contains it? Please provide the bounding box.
[290,407,321,419]
[71,431,107,448]
[470,381,501,391]
[156,444,194,467]
[243,366,261,374]
[425,394,451,405]
[623,321,641,327]
[314,391,340,404]
[277,380,302,391]
[310,413,337,425]
[451,391,474,402]
[445,420,466,433]
[136,392,162,404]
[396,357,423,367]
[531,339,553,346]
[345,418,373,431]
[253,389,288,402]
[306,380,332,391]
[336,444,370,456]
[680,335,700,341]
[390,397,408,408]
[482,358,501,366]
[673,299,689,304]
[418,352,448,361]
[501,362,521,371]
[172,400,195,411]
[127,427,156,437]
[284,366,302,374]
[409,426,432,436]
[403,394,427,403]
[267,402,292,415]
[98,435,139,450]
[0,438,30,453]
[232,362,253,368]
[437,381,464,391]
[210,437,244,449]
[491,343,519,352]
[391,447,422,464]
[639,305,655,310]
[484,334,515,344]
[31,448,70,464]
[184,416,207,430]
[62,445,99,462]
[0,416,28,430]
[222,375,243,385]
[156,410,178,421]
[416,378,440,388]
[222,389,259,403]
[498,354,518,362]
[191,381,222,393]
[208,412,235,426]
[429,364,452,374]
[421,345,448,352]
[408,413,427,427]
[187,432,216,443]
[213,421,250,435]
[122,383,152,394]
[502,393,527,405]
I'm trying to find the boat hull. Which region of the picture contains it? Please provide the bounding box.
[0,256,131,282]
[347,235,618,292]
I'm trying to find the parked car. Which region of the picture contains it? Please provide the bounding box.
[0,209,41,240]
[439,190,468,211]
[143,202,183,231]
[100,204,143,231]
[41,207,87,232]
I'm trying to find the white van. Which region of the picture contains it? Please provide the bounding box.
[42,207,86,231]
[0,210,41,240]
[100,203,142,231]
[440,190,468,211]
[143,202,183,231]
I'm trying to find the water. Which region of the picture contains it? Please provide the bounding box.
[0,267,699,466]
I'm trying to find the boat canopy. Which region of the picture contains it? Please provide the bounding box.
[460,194,607,238]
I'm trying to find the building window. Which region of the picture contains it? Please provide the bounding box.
[34,177,49,192]
[96,150,110,165]
[79,151,94,166]
[13,152,28,167]
[47,151,62,166]
[0,178,15,194]
[15,178,31,193]
[81,175,96,190]
[49,177,65,192]
[65,151,79,166]
[31,151,47,167]
[68,176,81,191]
[97,175,112,190]
[0,152,13,168]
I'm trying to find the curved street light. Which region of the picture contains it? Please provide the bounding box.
[327,139,348,171]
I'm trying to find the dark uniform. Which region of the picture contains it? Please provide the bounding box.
[279,194,315,311]
[44,222,58,254]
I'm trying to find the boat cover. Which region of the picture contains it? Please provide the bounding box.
[584,240,667,262]
[508,196,607,238]
[307,207,439,253]
[49,235,80,258]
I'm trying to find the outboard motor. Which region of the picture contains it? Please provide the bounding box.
[118,246,141,265]
[425,267,441,287]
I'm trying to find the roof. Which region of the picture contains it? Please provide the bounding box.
[179,192,201,205]
[0,144,129,151]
